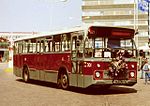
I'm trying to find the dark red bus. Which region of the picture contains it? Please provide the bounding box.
[13,25,137,89]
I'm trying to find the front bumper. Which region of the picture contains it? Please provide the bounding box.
[90,79,137,87]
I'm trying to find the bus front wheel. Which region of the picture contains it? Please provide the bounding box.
[60,72,69,89]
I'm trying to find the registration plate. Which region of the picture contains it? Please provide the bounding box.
[113,80,127,84]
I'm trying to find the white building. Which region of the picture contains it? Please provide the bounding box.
[82,0,149,48]
[0,32,38,68]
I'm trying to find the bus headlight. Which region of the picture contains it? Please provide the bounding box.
[131,64,134,68]
[97,64,101,68]
[95,71,100,78]
[130,72,135,78]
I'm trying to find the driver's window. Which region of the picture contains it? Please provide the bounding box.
[71,33,84,58]
[72,36,77,58]
[78,35,84,57]
[72,36,84,58]
[72,36,77,51]
[85,38,93,58]
[36,41,41,53]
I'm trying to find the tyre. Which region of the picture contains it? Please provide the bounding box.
[23,67,30,82]
[60,72,69,89]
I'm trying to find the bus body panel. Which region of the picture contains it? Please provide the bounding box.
[82,60,137,80]
[80,75,137,88]
[69,74,137,88]
[13,25,137,88]
[70,74,84,88]
[13,52,72,84]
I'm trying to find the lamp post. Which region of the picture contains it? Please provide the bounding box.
[133,0,139,48]
[144,0,150,52]
[8,32,13,69]
[147,1,150,47]
[148,1,150,35]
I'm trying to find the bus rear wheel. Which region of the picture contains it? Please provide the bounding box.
[23,67,29,82]
[60,72,69,89]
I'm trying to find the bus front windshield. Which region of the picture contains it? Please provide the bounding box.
[84,37,137,58]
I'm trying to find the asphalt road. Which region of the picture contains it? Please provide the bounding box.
[0,64,150,106]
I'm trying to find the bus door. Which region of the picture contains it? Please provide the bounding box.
[71,35,84,87]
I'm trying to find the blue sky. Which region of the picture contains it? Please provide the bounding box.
[0,0,82,32]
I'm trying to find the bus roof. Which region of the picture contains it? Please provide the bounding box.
[14,26,85,42]
[14,24,135,42]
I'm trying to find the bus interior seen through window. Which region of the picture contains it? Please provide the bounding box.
[84,37,136,58]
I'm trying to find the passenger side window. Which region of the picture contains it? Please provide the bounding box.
[36,41,40,53]
[45,36,53,52]
[41,40,45,52]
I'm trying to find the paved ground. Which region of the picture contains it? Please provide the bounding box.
[0,63,150,106]
[0,63,8,71]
